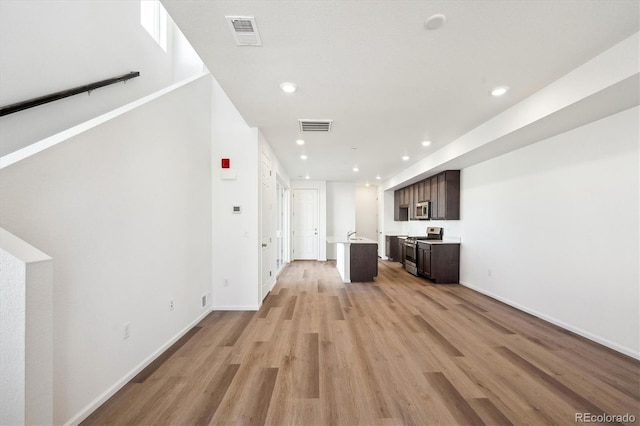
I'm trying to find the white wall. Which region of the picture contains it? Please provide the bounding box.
[404,219,462,242]
[291,180,327,261]
[0,0,203,156]
[326,182,356,259]
[460,106,639,358]
[355,185,378,241]
[210,78,260,310]
[0,75,214,424]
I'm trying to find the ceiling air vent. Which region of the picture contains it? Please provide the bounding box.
[226,16,262,46]
[298,119,333,132]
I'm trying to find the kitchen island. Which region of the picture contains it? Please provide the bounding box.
[327,236,378,283]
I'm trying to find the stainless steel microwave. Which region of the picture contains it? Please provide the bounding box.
[415,201,430,220]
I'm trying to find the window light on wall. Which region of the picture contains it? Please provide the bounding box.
[141,0,168,51]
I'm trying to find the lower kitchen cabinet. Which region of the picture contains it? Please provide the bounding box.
[385,235,401,261]
[350,243,378,282]
[417,241,460,283]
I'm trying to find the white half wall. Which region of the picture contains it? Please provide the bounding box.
[0,75,214,424]
[0,228,54,426]
[460,106,639,358]
[0,243,27,426]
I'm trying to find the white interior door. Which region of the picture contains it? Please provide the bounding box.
[261,153,273,301]
[293,188,318,260]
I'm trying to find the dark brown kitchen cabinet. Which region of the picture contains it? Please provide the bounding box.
[437,172,446,218]
[402,186,412,206]
[417,241,460,283]
[385,235,400,261]
[429,176,438,217]
[394,170,459,222]
[411,183,420,219]
[350,243,378,282]
[414,180,428,203]
[417,242,429,276]
[423,178,431,203]
[432,170,460,220]
[394,190,408,221]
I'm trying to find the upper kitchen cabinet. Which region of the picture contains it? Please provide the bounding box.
[402,186,412,207]
[432,170,460,220]
[411,183,420,220]
[394,189,409,221]
[393,170,459,222]
[429,176,438,218]
[414,180,429,203]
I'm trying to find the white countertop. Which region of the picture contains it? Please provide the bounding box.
[416,239,461,245]
[327,236,378,245]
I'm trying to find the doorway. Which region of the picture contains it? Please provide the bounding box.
[292,188,319,260]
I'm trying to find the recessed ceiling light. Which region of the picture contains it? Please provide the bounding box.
[300,154,307,160]
[491,86,509,97]
[365,183,370,187]
[425,14,446,30]
[280,82,297,93]
[402,155,410,161]
[376,175,381,180]
[421,140,432,147]
[296,139,305,145]
[305,175,310,180]
[353,166,359,172]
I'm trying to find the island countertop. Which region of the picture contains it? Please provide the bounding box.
[326,237,378,282]
[327,236,378,245]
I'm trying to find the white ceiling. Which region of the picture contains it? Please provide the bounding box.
[162,0,639,185]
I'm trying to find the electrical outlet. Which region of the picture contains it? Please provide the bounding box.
[170,299,174,311]
[123,322,131,340]
[201,294,207,308]
[223,279,229,287]
[487,269,492,277]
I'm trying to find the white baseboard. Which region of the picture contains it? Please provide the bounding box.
[64,307,213,426]
[459,280,640,360]
[211,305,259,311]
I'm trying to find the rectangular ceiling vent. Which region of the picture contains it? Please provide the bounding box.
[226,16,262,46]
[299,119,333,132]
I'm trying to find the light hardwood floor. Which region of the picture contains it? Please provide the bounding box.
[83,260,640,425]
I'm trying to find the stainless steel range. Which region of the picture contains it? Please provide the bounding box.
[404,227,443,276]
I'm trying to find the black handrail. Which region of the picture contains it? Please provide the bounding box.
[0,71,140,117]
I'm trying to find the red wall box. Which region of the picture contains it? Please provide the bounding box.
[221,158,230,168]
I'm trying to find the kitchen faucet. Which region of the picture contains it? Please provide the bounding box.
[347,230,357,239]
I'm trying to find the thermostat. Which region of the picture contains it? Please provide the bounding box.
[232,206,241,214]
